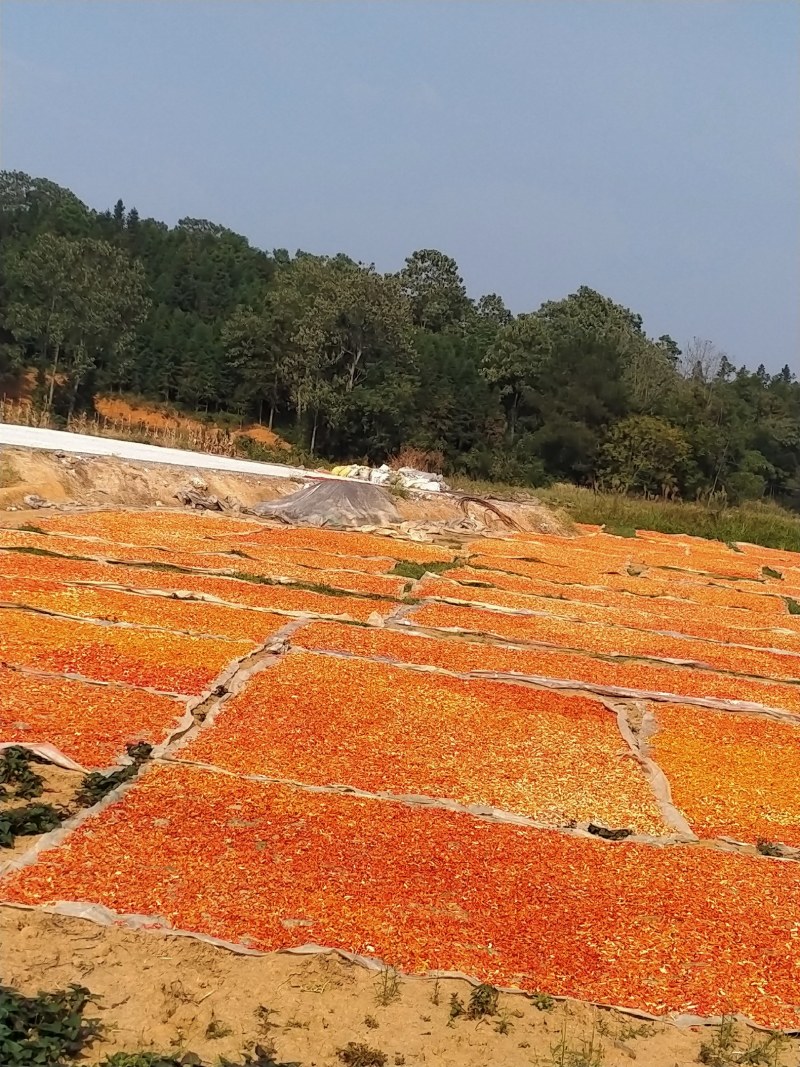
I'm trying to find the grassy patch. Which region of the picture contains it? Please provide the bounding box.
[698,1015,787,1065]
[535,484,800,553]
[604,524,637,539]
[391,560,458,580]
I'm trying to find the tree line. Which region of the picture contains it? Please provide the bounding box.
[0,170,797,505]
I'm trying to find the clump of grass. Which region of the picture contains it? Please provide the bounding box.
[374,967,400,1007]
[493,1012,513,1034]
[698,1015,787,1066]
[448,993,465,1024]
[786,598,800,615]
[467,983,499,1019]
[530,991,556,1011]
[337,1042,387,1067]
[549,1020,605,1067]
[390,559,457,580]
[762,566,783,580]
[756,839,784,858]
[448,984,500,1025]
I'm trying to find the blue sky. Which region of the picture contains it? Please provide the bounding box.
[2,1,798,370]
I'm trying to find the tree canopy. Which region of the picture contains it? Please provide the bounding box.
[1,170,798,506]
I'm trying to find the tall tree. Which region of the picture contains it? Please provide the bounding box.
[398,249,471,333]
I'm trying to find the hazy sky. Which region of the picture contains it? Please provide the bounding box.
[2,1,798,371]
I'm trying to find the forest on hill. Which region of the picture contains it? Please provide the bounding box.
[0,170,797,506]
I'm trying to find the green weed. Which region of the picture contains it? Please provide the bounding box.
[76,742,152,806]
[391,559,457,580]
[756,839,784,858]
[0,983,102,1065]
[337,1042,387,1067]
[0,746,45,800]
[374,967,400,1007]
[0,802,64,848]
[467,983,499,1019]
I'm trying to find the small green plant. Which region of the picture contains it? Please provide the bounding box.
[0,746,45,799]
[756,839,784,858]
[493,1012,513,1034]
[205,1014,233,1039]
[363,1014,379,1029]
[698,1017,788,1066]
[762,566,783,580]
[448,993,466,1024]
[786,597,800,615]
[337,1042,388,1067]
[0,982,102,1066]
[617,1020,656,1041]
[549,1020,605,1067]
[467,983,499,1019]
[0,802,64,848]
[430,977,441,1005]
[374,967,400,1007]
[76,742,153,806]
[531,991,556,1011]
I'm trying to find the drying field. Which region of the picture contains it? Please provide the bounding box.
[4,508,800,1050]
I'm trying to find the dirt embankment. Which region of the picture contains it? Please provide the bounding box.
[94,396,291,452]
[0,446,570,536]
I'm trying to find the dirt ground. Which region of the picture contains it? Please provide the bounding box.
[3,907,790,1066]
[0,763,83,862]
[0,446,570,536]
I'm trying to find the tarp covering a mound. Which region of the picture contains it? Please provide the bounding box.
[253,479,401,528]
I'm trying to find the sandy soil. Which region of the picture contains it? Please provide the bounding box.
[2,907,785,1066]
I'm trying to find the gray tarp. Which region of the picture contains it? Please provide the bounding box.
[253,479,400,528]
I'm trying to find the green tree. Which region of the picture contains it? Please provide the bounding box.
[397,249,471,333]
[483,314,551,441]
[600,415,691,496]
[222,304,285,425]
[266,256,414,454]
[4,233,150,413]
